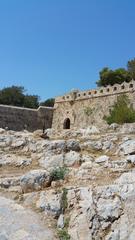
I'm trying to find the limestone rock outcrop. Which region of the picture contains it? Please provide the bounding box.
[0,125,135,239]
[20,169,50,193]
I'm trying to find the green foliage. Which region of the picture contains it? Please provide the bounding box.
[0,86,40,109]
[104,94,135,124]
[23,95,39,108]
[57,216,70,239]
[50,167,68,181]
[40,98,55,107]
[97,67,131,87]
[64,217,70,228]
[0,86,25,106]
[84,107,94,116]
[58,229,70,240]
[61,188,68,213]
[127,58,135,79]
[0,86,55,109]
[96,58,135,87]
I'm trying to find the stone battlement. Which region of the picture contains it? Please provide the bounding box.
[55,79,135,103]
[52,79,135,130]
[1,80,135,132]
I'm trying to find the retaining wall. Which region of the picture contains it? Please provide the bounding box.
[0,105,53,132]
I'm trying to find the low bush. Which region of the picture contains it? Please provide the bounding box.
[57,189,70,239]
[58,229,70,240]
[50,167,68,181]
[104,94,135,124]
[84,107,94,116]
[64,217,70,228]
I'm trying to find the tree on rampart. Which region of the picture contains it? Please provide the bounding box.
[96,67,131,87]
[0,86,39,108]
[23,95,39,108]
[0,86,54,109]
[40,98,55,107]
[97,58,135,87]
[127,58,135,79]
[0,86,25,107]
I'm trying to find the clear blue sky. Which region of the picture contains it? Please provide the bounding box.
[0,0,135,100]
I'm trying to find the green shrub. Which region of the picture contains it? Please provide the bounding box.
[50,167,68,181]
[40,98,55,107]
[84,107,94,116]
[104,94,135,124]
[57,216,70,239]
[58,229,70,240]
[57,192,70,239]
[64,217,70,228]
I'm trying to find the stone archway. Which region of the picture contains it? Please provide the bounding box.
[63,118,70,129]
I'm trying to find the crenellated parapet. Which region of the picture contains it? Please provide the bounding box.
[55,79,135,103]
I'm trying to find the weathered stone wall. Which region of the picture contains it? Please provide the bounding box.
[1,81,135,132]
[52,80,135,130]
[0,105,53,131]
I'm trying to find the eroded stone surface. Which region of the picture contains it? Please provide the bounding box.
[0,196,55,240]
[20,169,50,193]
[1,126,135,239]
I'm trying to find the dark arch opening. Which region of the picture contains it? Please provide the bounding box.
[63,118,70,129]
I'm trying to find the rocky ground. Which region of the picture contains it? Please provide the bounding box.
[0,124,135,239]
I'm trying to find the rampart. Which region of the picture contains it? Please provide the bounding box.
[52,80,135,129]
[0,105,53,132]
[1,80,135,132]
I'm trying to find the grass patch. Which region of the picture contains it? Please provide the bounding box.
[61,188,68,213]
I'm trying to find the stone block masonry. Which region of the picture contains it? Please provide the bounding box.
[0,105,53,132]
[52,80,135,130]
[1,80,135,132]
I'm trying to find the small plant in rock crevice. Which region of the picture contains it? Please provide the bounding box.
[84,107,94,116]
[64,217,70,229]
[58,228,70,240]
[61,188,68,213]
[57,216,70,240]
[50,167,68,181]
[57,188,70,239]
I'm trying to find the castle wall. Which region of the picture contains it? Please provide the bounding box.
[52,80,135,130]
[1,81,135,132]
[0,105,53,132]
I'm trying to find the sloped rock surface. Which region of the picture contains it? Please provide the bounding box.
[1,125,135,239]
[0,196,55,240]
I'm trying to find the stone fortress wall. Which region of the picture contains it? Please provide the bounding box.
[52,80,135,130]
[0,105,53,132]
[1,80,135,132]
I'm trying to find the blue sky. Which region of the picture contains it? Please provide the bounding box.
[0,0,135,100]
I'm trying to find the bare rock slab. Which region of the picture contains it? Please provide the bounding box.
[20,169,50,193]
[0,196,55,240]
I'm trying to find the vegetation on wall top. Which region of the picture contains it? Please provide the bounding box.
[40,98,55,107]
[97,58,135,87]
[0,86,54,109]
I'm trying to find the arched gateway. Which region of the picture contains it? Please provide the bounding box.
[63,118,70,129]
